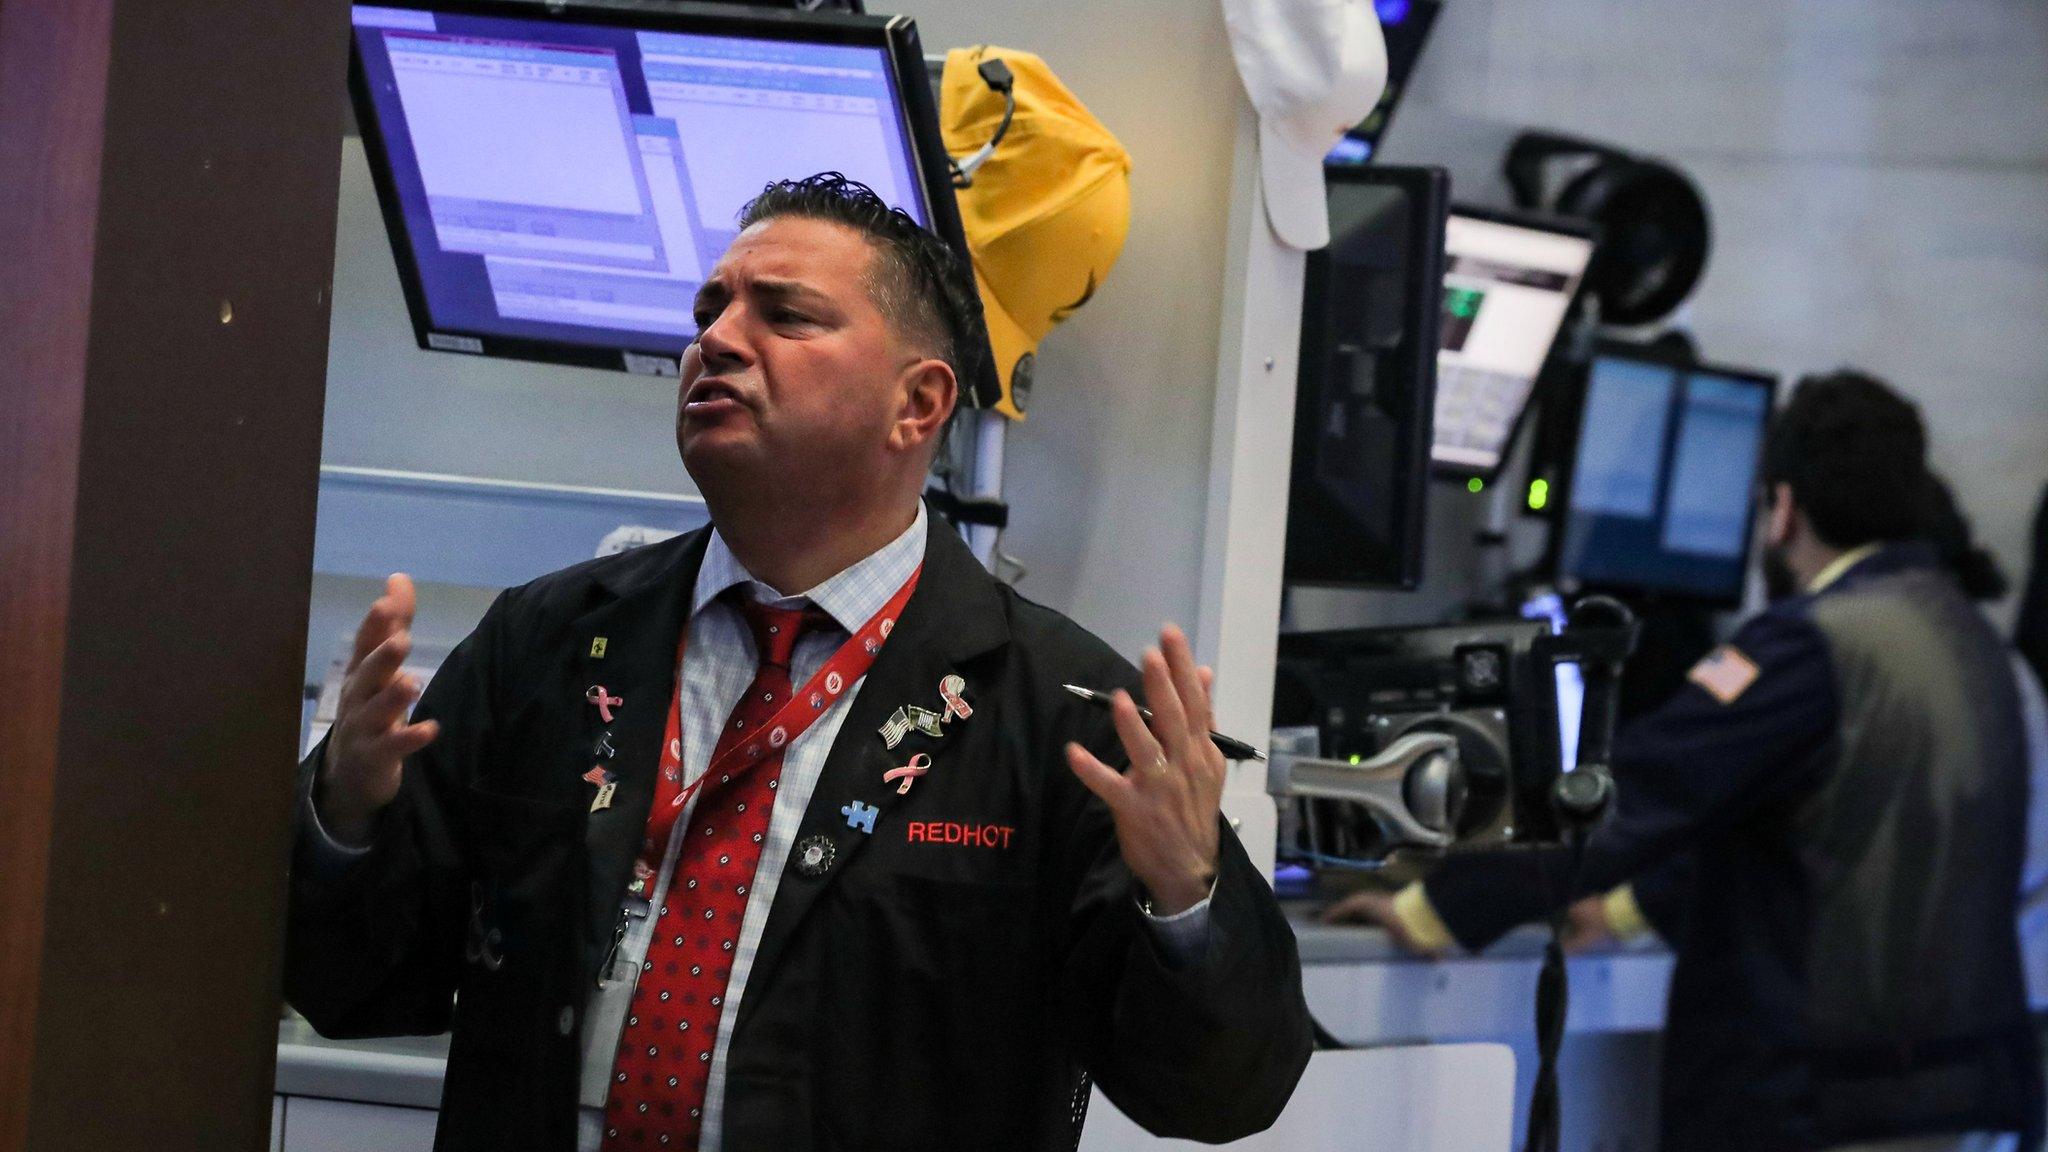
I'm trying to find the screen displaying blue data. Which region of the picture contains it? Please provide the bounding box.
[1558,354,1773,600]
[351,5,926,353]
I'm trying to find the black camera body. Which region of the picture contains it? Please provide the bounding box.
[1271,605,1633,864]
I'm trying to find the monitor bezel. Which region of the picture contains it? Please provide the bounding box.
[1431,202,1598,481]
[346,0,987,401]
[1546,336,1780,608]
[1284,163,1450,590]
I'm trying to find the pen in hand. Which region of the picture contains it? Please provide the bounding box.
[1061,684,1268,763]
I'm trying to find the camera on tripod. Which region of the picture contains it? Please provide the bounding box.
[1268,598,1636,865]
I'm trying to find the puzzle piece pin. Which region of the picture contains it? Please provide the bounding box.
[841,800,879,835]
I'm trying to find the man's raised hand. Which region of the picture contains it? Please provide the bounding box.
[1064,624,1225,916]
[317,573,440,845]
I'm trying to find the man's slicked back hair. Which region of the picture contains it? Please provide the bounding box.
[738,173,990,403]
[1763,368,1931,550]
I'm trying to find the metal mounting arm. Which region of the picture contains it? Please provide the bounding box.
[1267,732,1464,851]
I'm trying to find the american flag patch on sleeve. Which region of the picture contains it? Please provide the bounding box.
[1688,645,1761,705]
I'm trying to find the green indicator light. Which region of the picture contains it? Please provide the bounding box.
[1528,478,1550,510]
[1467,477,1485,494]
[1349,754,1363,765]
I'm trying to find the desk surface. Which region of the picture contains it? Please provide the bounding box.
[1289,915,1569,964]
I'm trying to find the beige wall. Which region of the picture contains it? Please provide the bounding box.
[892,2,1248,659]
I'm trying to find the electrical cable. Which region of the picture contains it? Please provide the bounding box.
[1520,597,1632,1152]
[1276,850,1395,872]
[1522,834,1587,1152]
[948,58,1016,188]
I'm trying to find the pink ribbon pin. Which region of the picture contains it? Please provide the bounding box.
[939,675,973,722]
[586,685,623,723]
[884,753,932,795]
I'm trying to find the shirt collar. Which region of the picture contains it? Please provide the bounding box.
[692,502,928,634]
[1807,541,1884,594]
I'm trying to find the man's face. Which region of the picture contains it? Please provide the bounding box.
[677,216,934,495]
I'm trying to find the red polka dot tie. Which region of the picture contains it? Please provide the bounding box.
[601,598,824,1149]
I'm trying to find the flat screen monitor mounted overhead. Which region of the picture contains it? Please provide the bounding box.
[1284,165,1450,589]
[347,0,985,396]
[1430,207,1595,476]
[1554,342,1777,604]
[1325,0,1441,166]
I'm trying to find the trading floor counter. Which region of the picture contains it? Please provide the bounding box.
[1285,908,1674,1045]
[268,910,1672,1149]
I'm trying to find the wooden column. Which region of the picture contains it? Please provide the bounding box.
[0,1,348,1148]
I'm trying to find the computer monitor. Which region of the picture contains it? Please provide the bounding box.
[1554,343,1777,603]
[1284,165,1449,588]
[1325,0,1441,166]
[347,1,981,390]
[1430,207,1596,475]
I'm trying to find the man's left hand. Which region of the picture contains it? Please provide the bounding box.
[1320,889,1449,958]
[1065,624,1224,916]
[1561,895,1616,954]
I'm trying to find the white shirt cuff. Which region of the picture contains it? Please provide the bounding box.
[300,755,374,866]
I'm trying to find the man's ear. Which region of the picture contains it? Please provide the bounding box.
[890,358,957,455]
[1766,481,1797,549]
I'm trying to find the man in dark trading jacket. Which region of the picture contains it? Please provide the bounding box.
[1334,371,2042,1152]
[286,174,1311,1152]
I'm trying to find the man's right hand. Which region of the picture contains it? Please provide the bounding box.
[316,573,441,846]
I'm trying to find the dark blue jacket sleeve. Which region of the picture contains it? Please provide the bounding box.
[1425,607,1840,951]
[1629,851,1696,948]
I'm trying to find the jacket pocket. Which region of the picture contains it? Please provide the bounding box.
[459,784,582,997]
[720,1072,812,1152]
[810,872,1045,1150]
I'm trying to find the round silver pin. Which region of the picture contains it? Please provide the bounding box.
[793,834,836,877]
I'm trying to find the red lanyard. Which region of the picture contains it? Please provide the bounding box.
[632,565,922,875]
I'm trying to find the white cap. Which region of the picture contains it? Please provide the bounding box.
[1221,0,1388,250]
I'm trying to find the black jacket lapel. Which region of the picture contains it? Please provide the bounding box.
[570,529,710,966]
[737,516,1010,1026]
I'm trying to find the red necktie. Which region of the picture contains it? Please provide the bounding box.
[601,598,824,1149]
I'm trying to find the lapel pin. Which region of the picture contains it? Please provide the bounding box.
[879,705,948,750]
[883,753,931,796]
[593,732,617,760]
[879,707,913,749]
[590,782,617,813]
[939,675,973,722]
[841,800,879,834]
[583,765,618,812]
[590,636,609,659]
[586,685,623,723]
[909,706,945,739]
[794,834,837,877]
